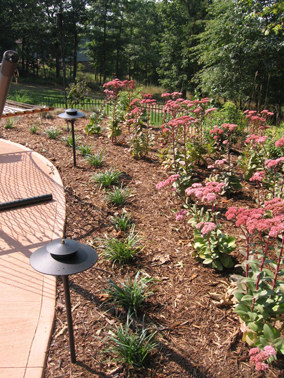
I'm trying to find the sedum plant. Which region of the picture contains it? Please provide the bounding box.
[193,222,236,270]
[226,201,284,355]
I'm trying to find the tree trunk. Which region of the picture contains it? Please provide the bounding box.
[73,25,78,81]
[56,55,60,78]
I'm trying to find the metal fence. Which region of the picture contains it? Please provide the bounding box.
[35,95,164,125]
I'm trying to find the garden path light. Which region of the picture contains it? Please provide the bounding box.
[30,238,98,363]
[58,108,85,167]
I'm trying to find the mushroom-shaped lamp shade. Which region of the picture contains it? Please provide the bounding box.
[58,109,85,121]
[30,238,98,276]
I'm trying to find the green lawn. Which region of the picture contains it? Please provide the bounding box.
[9,82,65,97]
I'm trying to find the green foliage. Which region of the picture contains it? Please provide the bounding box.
[85,108,103,135]
[233,258,284,353]
[193,0,284,109]
[185,139,208,166]
[99,227,144,265]
[106,186,130,207]
[107,314,158,368]
[209,170,242,196]
[62,134,81,147]
[238,145,267,181]
[78,144,93,156]
[193,226,236,270]
[67,80,90,109]
[105,271,155,314]
[29,125,38,134]
[91,168,123,188]
[44,127,61,139]
[157,0,208,92]
[112,214,133,232]
[4,118,14,129]
[8,91,34,104]
[129,129,154,159]
[86,150,105,168]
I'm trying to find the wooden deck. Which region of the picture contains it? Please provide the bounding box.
[2,100,54,118]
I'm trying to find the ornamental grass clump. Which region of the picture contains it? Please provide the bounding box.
[107,315,158,368]
[91,168,122,188]
[112,213,133,232]
[105,271,155,315]
[78,144,92,156]
[106,186,130,206]
[29,125,38,134]
[62,133,81,147]
[86,150,105,168]
[44,126,61,139]
[99,226,144,265]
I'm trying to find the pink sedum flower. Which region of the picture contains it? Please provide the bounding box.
[255,362,269,371]
[263,345,276,356]
[156,174,180,190]
[249,348,260,356]
[249,171,265,182]
[275,137,284,147]
[176,209,187,221]
[196,221,216,235]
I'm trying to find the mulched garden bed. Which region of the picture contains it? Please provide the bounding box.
[1,112,284,377]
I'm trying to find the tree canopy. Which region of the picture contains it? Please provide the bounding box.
[0,0,283,113]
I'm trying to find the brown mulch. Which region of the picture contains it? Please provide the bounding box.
[1,112,284,378]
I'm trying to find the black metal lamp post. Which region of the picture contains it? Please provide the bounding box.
[58,109,85,167]
[30,238,98,363]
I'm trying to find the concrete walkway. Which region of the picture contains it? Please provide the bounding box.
[0,140,66,378]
